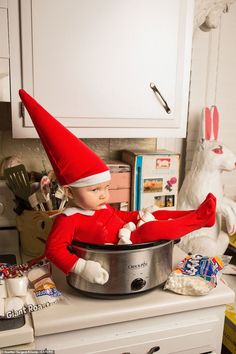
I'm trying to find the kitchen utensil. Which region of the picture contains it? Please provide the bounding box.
[54,186,65,200]
[4,165,31,201]
[45,171,59,210]
[58,196,68,211]
[67,240,173,298]
[49,181,60,209]
[55,186,68,210]
[40,176,53,210]
[0,156,23,175]
[28,191,46,211]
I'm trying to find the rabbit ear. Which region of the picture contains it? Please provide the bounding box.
[211,105,219,141]
[202,107,212,141]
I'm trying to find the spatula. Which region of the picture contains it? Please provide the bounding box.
[28,190,46,211]
[4,164,32,201]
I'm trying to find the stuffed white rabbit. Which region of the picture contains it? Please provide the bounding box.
[178,106,236,256]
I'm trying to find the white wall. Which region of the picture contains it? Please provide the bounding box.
[216,4,236,197]
[184,2,236,200]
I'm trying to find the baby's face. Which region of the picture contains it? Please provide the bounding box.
[68,181,110,210]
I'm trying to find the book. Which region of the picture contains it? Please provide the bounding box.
[121,150,180,211]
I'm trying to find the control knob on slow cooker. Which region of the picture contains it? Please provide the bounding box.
[131,278,146,291]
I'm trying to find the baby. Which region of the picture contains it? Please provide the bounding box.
[19,89,216,286]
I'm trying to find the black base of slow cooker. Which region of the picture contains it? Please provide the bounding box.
[66,278,165,299]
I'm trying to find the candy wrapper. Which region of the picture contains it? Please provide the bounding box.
[0,258,61,319]
[164,254,231,296]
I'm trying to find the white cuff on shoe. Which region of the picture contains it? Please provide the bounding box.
[137,219,145,227]
[118,228,131,238]
[118,237,133,245]
[118,229,132,245]
[123,222,136,231]
[141,211,155,222]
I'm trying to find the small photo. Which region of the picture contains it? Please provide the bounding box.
[154,194,175,208]
[165,195,175,208]
[143,178,163,193]
[156,158,171,169]
[154,196,166,208]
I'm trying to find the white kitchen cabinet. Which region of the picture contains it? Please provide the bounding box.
[8,0,194,138]
[0,2,10,101]
[0,3,8,58]
[33,305,225,353]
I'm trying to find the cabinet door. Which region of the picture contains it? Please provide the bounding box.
[33,306,224,354]
[9,0,194,138]
[0,4,10,101]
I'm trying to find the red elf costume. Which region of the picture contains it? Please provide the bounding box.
[19,90,216,285]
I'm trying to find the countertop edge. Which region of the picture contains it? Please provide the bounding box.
[32,280,235,337]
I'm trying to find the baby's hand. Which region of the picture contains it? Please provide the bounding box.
[118,222,135,244]
[72,259,109,285]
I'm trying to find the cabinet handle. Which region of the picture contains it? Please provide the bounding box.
[150,82,171,114]
[147,346,160,354]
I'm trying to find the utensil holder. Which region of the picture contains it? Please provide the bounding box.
[16,210,59,257]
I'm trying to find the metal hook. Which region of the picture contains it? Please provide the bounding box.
[150,82,171,114]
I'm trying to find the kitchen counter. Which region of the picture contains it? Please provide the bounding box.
[31,247,235,336]
[3,246,235,353]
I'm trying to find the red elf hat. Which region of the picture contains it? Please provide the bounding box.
[19,90,110,187]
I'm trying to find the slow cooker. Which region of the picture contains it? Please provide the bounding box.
[67,240,173,298]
